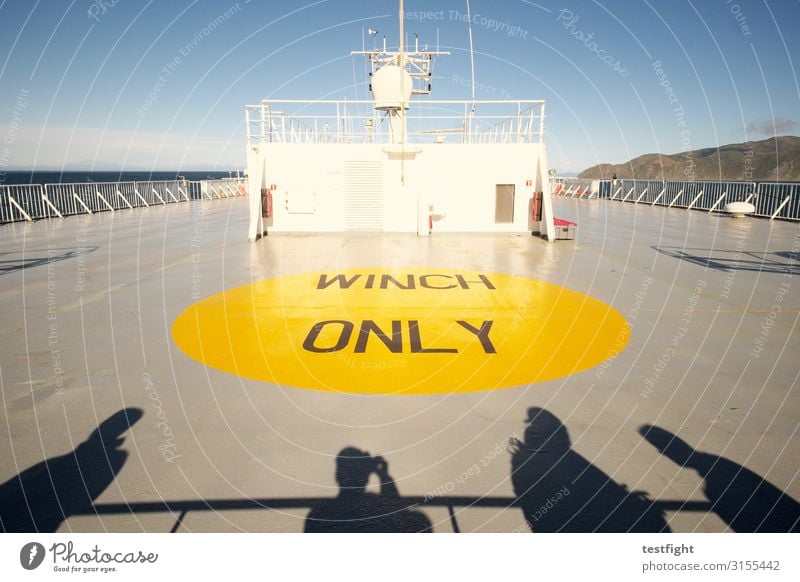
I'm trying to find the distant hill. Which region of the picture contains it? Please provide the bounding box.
[579,136,800,181]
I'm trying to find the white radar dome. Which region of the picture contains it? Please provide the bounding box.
[372,65,413,110]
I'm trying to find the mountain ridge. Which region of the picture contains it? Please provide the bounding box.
[578,136,800,181]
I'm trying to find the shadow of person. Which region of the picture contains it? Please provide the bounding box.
[305,447,431,533]
[511,408,669,532]
[0,408,143,532]
[640,425,800,532]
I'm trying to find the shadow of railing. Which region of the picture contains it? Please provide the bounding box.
[83,496,712,533]
[653,246,800,275]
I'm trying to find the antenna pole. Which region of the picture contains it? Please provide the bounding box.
[466,0,476,109]
[466,0,477,142]
[399,0,404,61]
[398,0,406,150]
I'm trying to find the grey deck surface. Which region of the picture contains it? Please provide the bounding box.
[1,197,798,532]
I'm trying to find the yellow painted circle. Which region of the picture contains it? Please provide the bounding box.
[172,269,629,394]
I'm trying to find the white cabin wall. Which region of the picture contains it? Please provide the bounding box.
[536,148,556,241]
[260,144,353,232]
[382,161,417,232]
[411,144,542,233]
[247,145,265,241]
[251,142,549,234]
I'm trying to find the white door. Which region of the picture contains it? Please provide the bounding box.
[344,161,383,231]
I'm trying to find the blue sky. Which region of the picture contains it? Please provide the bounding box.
[0,0,798,172]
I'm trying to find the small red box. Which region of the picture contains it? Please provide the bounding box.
[553,218,577,240]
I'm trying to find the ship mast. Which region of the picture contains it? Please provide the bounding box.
[351,0,449,146]
[399,0,404,62]
[399,0,405,145]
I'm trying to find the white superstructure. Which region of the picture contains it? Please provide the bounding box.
[245,2,555,241]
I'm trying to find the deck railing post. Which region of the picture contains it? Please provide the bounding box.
[73,186,92,214]
[96,190,115,212]
[8,195,33,221]
[709,192,727,213]
[622,187,634,202]
[134,187,149,206]
[116,190,133,209]
[151,187,166,205]
[687,190,705,210]
[42,187,64,218]
[771,195,792,220]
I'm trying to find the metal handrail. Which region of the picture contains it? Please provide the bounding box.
[1,178,248,224]
[82,494,710,534]
[551,178,800,221]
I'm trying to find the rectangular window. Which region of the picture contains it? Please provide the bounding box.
[495,184,515,223]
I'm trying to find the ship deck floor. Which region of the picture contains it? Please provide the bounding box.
[1,196,798,533]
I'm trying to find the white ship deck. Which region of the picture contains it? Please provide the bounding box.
[1,196,798,532]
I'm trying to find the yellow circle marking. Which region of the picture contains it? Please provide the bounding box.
[172,268,629,394]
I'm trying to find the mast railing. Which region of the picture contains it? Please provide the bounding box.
[245,100,546,145]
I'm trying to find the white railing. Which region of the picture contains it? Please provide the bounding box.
[1,184,46,221]
[756,182,800,220]
[551,177,599,198]
[245,100,546,145]
[1,178,247,224]
[550,178,800,221]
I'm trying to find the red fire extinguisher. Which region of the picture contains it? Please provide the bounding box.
[261,187,273,219]
[531,192,542,221]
